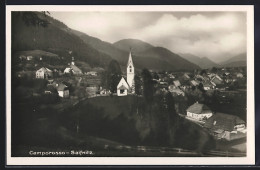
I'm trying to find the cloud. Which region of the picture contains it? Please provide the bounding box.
[51,12,246,62]
[134,13,246,62]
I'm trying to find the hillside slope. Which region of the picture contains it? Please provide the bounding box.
[221,53,247,67]
[135,47,201,71]
[11,12,111,67]
[178,53,219,69]
[113,39,154,53]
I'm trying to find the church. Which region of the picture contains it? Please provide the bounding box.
[117,51,135,96]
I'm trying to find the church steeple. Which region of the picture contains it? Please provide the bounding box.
[127,50,135,89]
[127,50,134,67]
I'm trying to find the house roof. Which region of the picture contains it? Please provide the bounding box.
[37,67,52,73]
[186,102,212,114]
[70,65,82,74]
[190,80,199,86]
[57,83,68,91]
[204,112,245,132]
[173,80,181,87]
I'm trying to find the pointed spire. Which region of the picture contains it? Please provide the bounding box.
[127,50,134,67]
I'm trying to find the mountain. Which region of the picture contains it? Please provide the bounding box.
[221,53,247,67]
[11,12,111,67]
[134,47,201,71]
[14,12,200,72]
[69,31,200,71]
[113,39,154,53]
[178,53,219,69]
[70,29,129,66]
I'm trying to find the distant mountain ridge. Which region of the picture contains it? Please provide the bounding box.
[113,39,154,53]
[178,53,219,69]
[220,53,247,67]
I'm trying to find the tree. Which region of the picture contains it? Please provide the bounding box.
[106,60,122,93]
[141,69,155,103]
[200,69,207,76]
[211,67,218,73]
[165,92,177,119]
[134,74,142,95]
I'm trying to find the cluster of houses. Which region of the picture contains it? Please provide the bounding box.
[150,66,246,98]
[34,57,99,98]
[185,101,246,141]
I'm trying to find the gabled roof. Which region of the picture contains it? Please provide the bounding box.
[37,67,52,73]
[57,83,68,91]
[173,80,181,87]
[70,65,82,74]
[117,77,129,89]
[186,102,212,114]
[190,80,199,86]
[204,112,245,132]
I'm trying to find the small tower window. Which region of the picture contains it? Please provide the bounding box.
[130,66,132,68]
[130,69,132,72]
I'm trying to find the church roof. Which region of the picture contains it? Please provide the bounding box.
[117,77,129,89]
[118,84,128,90]
[186,102,212,114]
[127,51,134,67]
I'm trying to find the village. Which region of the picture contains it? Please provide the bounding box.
[13,49,247,149]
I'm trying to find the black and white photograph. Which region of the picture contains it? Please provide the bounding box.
[6,5,254,165]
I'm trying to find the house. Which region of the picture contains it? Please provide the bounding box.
[204,113,246,141]
[236,73,244,78]
[203,81,214,90]
[117,77,129,96]
[86,71,98,76]
[190,80,199,87]
[36,67,53,79]
[183,73,190,80]
[57,83,69,98]
[211,75,223,85]
[26,56,33,60]
[186,102,213,122]
[173,80,181,88]
[64,57,83,75]
[117,51,135,96]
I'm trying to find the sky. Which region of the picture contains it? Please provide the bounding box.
[50,11,246,63]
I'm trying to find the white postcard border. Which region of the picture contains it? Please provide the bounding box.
[6,5,255,165]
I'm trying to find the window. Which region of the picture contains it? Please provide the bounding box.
[130,69,132,72]
[120,89,124,94]
[129,66,132,68]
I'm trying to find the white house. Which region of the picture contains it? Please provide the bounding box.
[117,77,129,96]
[57,83,69,98]
[186,102,213,122]
[117,51,135,96]
[86,71,98,76]
[36,67,53,79]
[64,57,83,75]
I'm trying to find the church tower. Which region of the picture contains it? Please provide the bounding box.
[127,51,135,89]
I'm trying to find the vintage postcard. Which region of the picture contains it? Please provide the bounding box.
[6,5,255,165]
